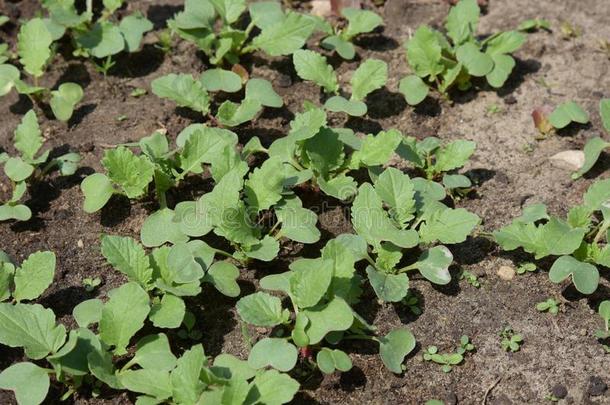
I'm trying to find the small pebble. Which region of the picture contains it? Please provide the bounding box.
[551,384,568,399]
[277,74,292,88]
[77,239,84,248]
[497,265,515,281]
[549,150,585,171]
[503,95,517,105]
[445,391,458,405]
[588,376,607,397]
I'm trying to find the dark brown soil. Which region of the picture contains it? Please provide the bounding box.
[1,0,610,404]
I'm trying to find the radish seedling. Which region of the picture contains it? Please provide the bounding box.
[1,110,80,222]
[423,336,474,372]
[319,8,383,60]
[536,298,560,315]
[399,0,526,105]
[500,327,523,352]
[572,99,610,179]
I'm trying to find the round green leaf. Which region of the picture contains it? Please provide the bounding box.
[0,64,19,96]
[0,204,32,222]
[200,69,242,93]
[548,101,590,129]
[549,255,599,294]
[0,362,50,405]
[399,75,429,105]
[324,95,367,117]
[4,157,34,182]
[379,327,416,373]
[248,338,298,372]
[81,173,114,213]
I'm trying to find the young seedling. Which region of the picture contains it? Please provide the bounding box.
[495,178,610,295]
[82,277,102,293]
[460,270,481,288]
[516,262,537,275]
[237,237,417,375]
[423,336,474,372]
[319,8,383,60]
[399,0,526,105]
[572,99,610,179]
[0,18,84,121]
[536,298,560,315]
[1,110,80,222]
[152,73,283,126]
[594,301,610,352]
[292,51,388,117]
[168,0,317,66]
[518,19,551,32]
[403,291,422,315]
[177,311,203,340]
[500,327,523,352]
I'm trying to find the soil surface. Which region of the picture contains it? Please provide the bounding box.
[1,0,610,404]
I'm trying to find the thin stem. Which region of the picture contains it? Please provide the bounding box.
[593,220,610,245]
[212,248,234,259]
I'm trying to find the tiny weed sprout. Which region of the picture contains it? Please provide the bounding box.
[319,8,383,60]
[595,301,610,353]
[518,19,551,32]
[167,0,317,66]
[1,110,80,222]
[82,277,102,292]
[495,178,610,295]
[399,0,526,105]
[536,298,560,315]
[516,262,537,275]
[460,270,480,288]
[572,99,610,179]
[423,336,474,372]
[403,291,422,315]
[500,327,523,352]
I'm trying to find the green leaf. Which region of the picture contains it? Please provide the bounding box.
[237,292,285,327]
[81,173,114,213]
[209,0,246,24]
[249,369,300,405]
[289,258,333,308]
[486,53,516,88]
[0,204,32,222]
[248,338,298,372]
[350,59,387,101]
[0,303,66,359]
[166,243,205,284]
[76,22,125,58]
[316,348,352,374]
[445,0,479,45]
[600,98,610,133]
[292,49,338,93]
[72,299,103,328]
[324,95,367,116]
[18,18,52,77]
[151,74,210,113]
[0,64,20,96]
[119,13,153,52]
[178,127,238,174]
[251,12,315,56]
[50,82,83,122]
[302,297,353,344]
[99,282,151,355]
[456,43,493,77]
[13,251,55,302]
[365,266,409,302]
[442,174,471,189]
[276,198,321,243]
[245,78,283,108]
[433,139,476,172]
[131,333,177,371]
[149,294,185,329]
[216,99,262,127]
[205,261,240,297]
[87,348,122,389]
[351,129,402,168]
[200,69,242,93]
[140,208,189,248]
[0,262,14,302]
[4,157,34,182]
[0,362,50,405]
[320,35,355,59]
[405,26,443,78]
[120,369,172,400]
[47,328,101,378]
[572,137,610,178]
[101,235,153,288]
[548,101,590,129]
[14,110,42,161]
[103,0,123,13]
[170,344,206,404]
[342,8,382,38]
[413,246,453,285]
[249,1,285,30]
[245,156,286,212]
[549,255,599,295]
[288,107,327,140]
[584,178,610,211]
[485,31,525,55]
[399,75,429,105]
[318,175,358,200]
[244,236,279,263]
[102,146,154,198]
[419,207,480,244]
[379,328,416,373]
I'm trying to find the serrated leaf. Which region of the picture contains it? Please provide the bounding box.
[249,1,285,30]
[0,64,20,96]
[351,129,402,168]
[50,82,83,122]
[456,42,493,77]
[18,18,52,77]
[209,0,245,24]
[0,362,50,405]
[350,59,387,101]
[374,167,416,226]
[276,198,320,244]
[245,78,283,108]
[248,338,298,372]
[200,69,242,92]
[251,12,315,56]
[419,207,479,244]
[102,147,154,198]
[99,282,150,355]
[0,303,66,359]
[81,173,114,213]
[548,101,590,129]
[13,251,55,302]
[288,107,327,140]
[245,156,285,212]
[236,292,284,327]
[149,294,185,329]
[342,8,382,38]
[179,127,238,174]
[216,99,262,127]
[303,128,344,177]
[101,235,153,288]
[14,110,42,161]
[379,328,416,373]
[549,255,599,295]
[406,26,443,78]
[445,0,479,45]
[152,74,210,114]
[433,139,476,172]
[293,49,338,93]
[365,266,409,302]
[289,258,333,308]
